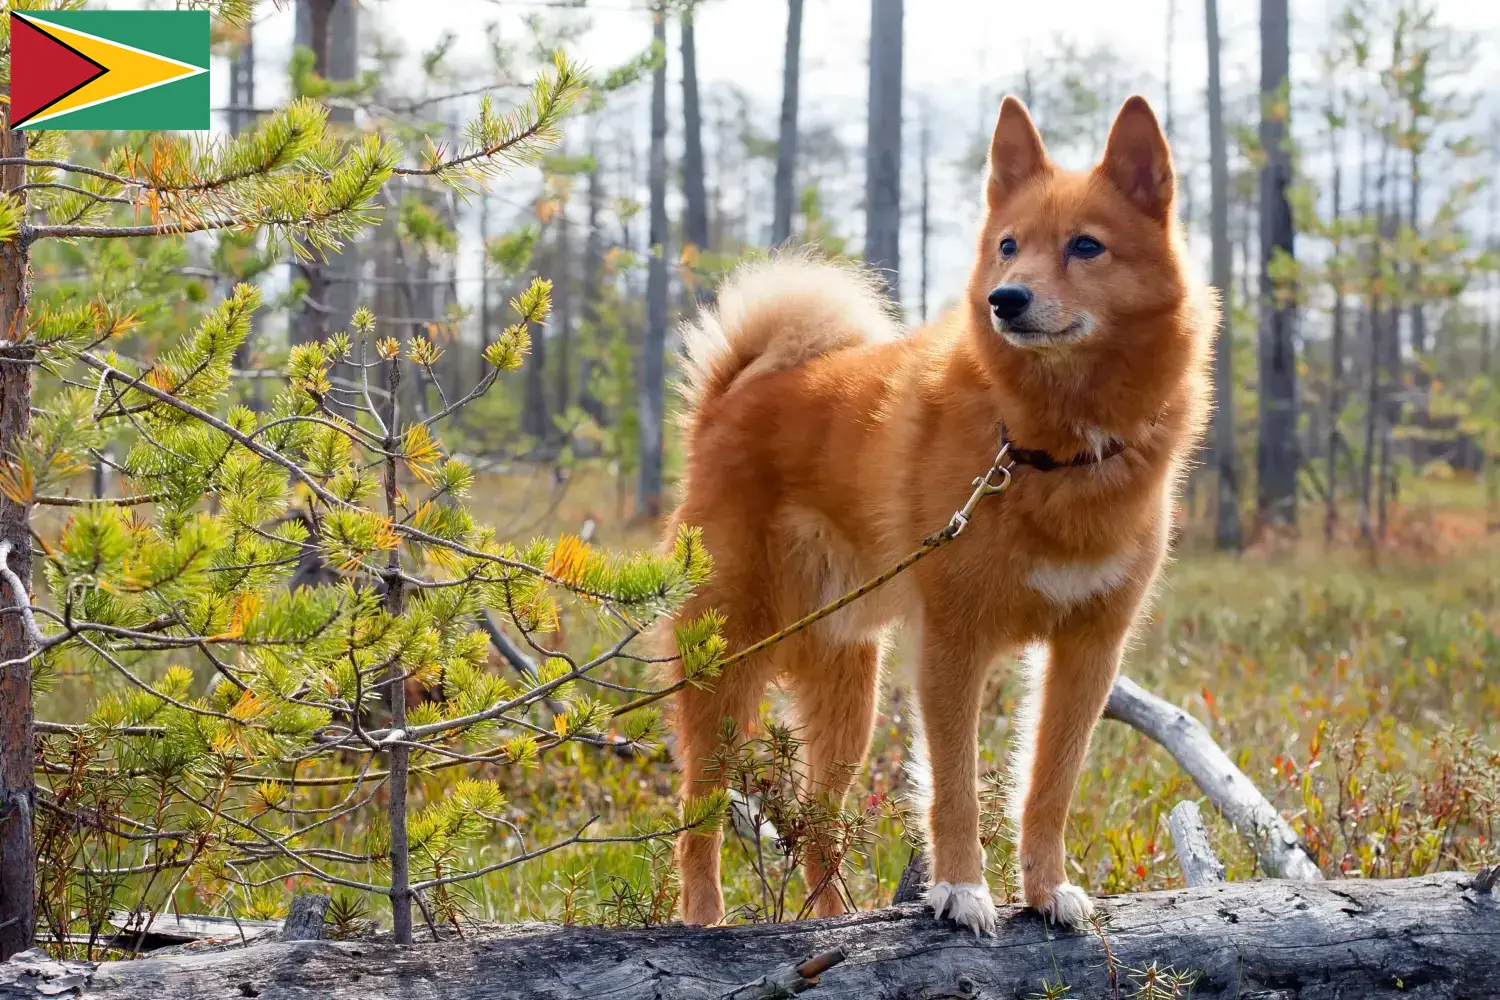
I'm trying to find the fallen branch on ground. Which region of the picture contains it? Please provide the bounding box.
[2,872,1492,999]
[1103,675,1323,880]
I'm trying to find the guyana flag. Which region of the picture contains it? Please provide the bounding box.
[9,10,209,131]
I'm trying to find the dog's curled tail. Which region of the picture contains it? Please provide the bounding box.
[678,253,902,414]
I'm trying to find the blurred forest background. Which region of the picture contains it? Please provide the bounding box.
[2,0,1497,954]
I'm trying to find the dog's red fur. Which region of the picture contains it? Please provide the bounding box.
[664,95,1213,932]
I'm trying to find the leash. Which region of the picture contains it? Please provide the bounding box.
[611,441,1017,719]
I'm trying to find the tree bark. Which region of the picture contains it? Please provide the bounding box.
[7,873,1495,999]
[478,192,491,392]
[1164,0,1176,141]
[1167,800,1226,888]
[918,103,930,322]
[382,361,412,945]
[864,0,903,302]
[0,122,35,963]
[1408,148,1426,358]
[1205,0,1243,552]
[293,0,358,345]
[553,185,574,422]
[279,896,330,943]
[680,5,710,266]
[637,5,670,519]
[523,232,550,441]
[227,26,264,411]
[577,137,607,429]
[771,0,804,247]
[1325,148,1344,544]
[1255,0,1299,530]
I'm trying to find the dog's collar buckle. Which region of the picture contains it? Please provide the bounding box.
[947,442,1014,538]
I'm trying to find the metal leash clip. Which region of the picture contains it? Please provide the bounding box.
[946,442,1014,537]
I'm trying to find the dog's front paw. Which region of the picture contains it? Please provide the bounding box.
[926,881,997,936]
[1027,881,1094,928]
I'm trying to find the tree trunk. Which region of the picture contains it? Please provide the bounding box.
[680,5,710,268]
[553,188,574,422]
[577,139,607,429]
[523,227,549,442]
[1408,149,1425,358]
[771,0,804,247]
[1205,0,1242,552]
[1325,155,1344,545]
[1255,0,1298,530]
[0,122,35,963]
[478,192,491,392]
[227,27,263,410]
[864,0,904,303]
[1486,125,1498,381]
[12,873,1497,1000]
[228,26,256,136]
[294,0,359,345]
[382,362,412,945]
[918,103,930,322]
[1358,302,1381,545]
[637,6,670,519]
[1164,0,1176,141]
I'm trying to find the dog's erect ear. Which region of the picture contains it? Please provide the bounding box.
[1099,96,1174,221]
[987,96,1050,208]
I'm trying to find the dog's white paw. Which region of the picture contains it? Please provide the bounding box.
[1034,882,1094,928]
[926,881,997,936]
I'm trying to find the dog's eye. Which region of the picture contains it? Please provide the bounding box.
[1069,235,1105,259]
[999,236,1018,259]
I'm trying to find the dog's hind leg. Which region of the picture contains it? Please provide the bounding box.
[784,632,882,918]
[672,596,777,926]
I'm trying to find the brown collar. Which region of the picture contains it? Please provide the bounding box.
[1000,423,1127,471]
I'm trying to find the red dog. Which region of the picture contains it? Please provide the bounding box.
[666,95,1212,933]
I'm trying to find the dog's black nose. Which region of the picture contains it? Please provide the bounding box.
[988,284,1033,321]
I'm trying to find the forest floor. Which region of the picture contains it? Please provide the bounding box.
[36,462,1499,934]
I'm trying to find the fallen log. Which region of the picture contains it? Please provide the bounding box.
[3,872,1493,1000]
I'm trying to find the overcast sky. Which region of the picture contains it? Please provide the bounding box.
[210,0,1500,324]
